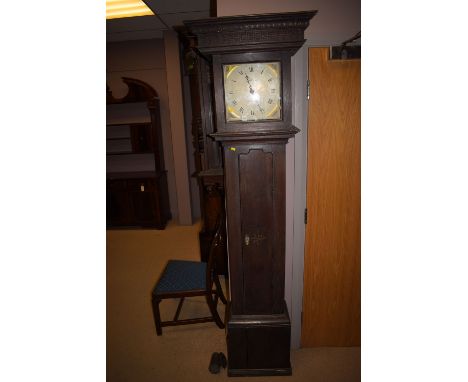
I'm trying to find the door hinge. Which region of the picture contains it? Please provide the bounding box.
[304,208,308,224]
[306,79,310,100]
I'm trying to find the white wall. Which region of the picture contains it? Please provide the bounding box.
[217,0,361,44]
[181,66,202,220]
[163,30,194,225]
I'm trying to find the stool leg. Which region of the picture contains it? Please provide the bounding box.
[151,296,163,336]
[173,297,185,322]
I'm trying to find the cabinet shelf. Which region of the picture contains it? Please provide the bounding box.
[107,150,154,156]
[106,119,151,126]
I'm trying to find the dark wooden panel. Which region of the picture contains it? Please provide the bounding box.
[156,172,171,227]
[239,148,274,314]
[227,302,292,376]
[107,184,131,226]
[223,145,244,314]
[226,327,247,370]
[131,190,158,226]
[302,47,361,347]
[246,325,291,369]
[224,143,286,315]
[130,124,152,153]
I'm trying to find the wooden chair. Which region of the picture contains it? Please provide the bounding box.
[151,217,227,335]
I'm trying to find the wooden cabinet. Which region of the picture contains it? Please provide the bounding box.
[106,77,171,229]
[106,174,170,228]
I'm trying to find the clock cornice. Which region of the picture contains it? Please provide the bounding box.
[185,11,317,55]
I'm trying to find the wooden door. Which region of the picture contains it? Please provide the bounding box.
[302,48,361,347]
[224,143,286,315]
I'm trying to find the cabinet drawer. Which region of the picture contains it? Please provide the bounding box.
[127,178,156,192]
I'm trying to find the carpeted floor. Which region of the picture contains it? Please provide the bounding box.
[107,220,360,382]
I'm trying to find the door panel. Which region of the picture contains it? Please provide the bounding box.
[302,48,361,347]
[239,149,274,314]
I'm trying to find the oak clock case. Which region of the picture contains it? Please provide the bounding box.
[185,11,316,377]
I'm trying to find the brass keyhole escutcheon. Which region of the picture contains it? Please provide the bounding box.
[244,234,250,246]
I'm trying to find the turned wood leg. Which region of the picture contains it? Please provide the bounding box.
[206,294,225,329]
[214,276,227,305]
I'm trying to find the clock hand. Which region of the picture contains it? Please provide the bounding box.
[245,75,255,94]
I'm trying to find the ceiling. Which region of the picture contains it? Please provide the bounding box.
[107,0,211,42]
[107,0,361,47]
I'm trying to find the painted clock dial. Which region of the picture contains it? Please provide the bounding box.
[223,62,281,122]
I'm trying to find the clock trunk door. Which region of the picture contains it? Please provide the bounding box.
[225,143,286,315]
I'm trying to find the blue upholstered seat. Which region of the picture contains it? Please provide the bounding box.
[150,216,227,335]
[153,260,207,295]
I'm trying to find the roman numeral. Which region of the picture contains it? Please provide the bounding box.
[250,110,255,116]
[238,70,244,75]
[261,69,264,75]
[271,89,276,93]
[232,100,237,105]
[249,66,253,72]
[268,78,273,82]
[268,99,273,104]
[239,107,244,114]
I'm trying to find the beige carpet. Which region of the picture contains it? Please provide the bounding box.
[107,221,360,381]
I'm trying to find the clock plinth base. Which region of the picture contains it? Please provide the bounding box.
[228,367,292,377]
[227,301,292,377]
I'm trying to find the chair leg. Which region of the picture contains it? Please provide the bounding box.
[151,296,163,336]
[214,276,227,305]
[173,297,185,321]
[205,294,225,329]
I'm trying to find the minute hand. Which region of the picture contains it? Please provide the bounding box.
[245,75,254,94]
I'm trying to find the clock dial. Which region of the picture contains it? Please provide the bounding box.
[223,62,281,122]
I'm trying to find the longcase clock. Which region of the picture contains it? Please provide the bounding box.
[186,11,316,376]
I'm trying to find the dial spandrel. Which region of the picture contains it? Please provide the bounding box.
[223,62,281,122]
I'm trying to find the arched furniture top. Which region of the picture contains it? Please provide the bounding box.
[107,77,159,105]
